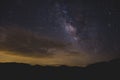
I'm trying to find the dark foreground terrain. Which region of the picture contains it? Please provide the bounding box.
[0,59,120,80]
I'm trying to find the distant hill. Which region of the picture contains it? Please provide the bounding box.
[0,59,120,80]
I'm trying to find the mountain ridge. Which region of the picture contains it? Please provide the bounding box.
[0,58,120,80]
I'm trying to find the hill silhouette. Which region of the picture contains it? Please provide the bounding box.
[0,59,120,80]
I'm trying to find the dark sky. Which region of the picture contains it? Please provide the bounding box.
[0,0,120,66]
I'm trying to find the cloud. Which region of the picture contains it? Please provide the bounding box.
[0,25,68,57]
[0,25,94,66]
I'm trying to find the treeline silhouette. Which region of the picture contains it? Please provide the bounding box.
[0,59,120,80]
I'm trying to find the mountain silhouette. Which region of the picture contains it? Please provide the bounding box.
[0,59,120,80]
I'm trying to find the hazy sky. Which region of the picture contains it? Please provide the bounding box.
[0,0,119,67]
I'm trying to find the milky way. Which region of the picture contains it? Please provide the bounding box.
[54,2,80,50]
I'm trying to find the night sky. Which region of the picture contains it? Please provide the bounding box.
[0,0,120,66]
